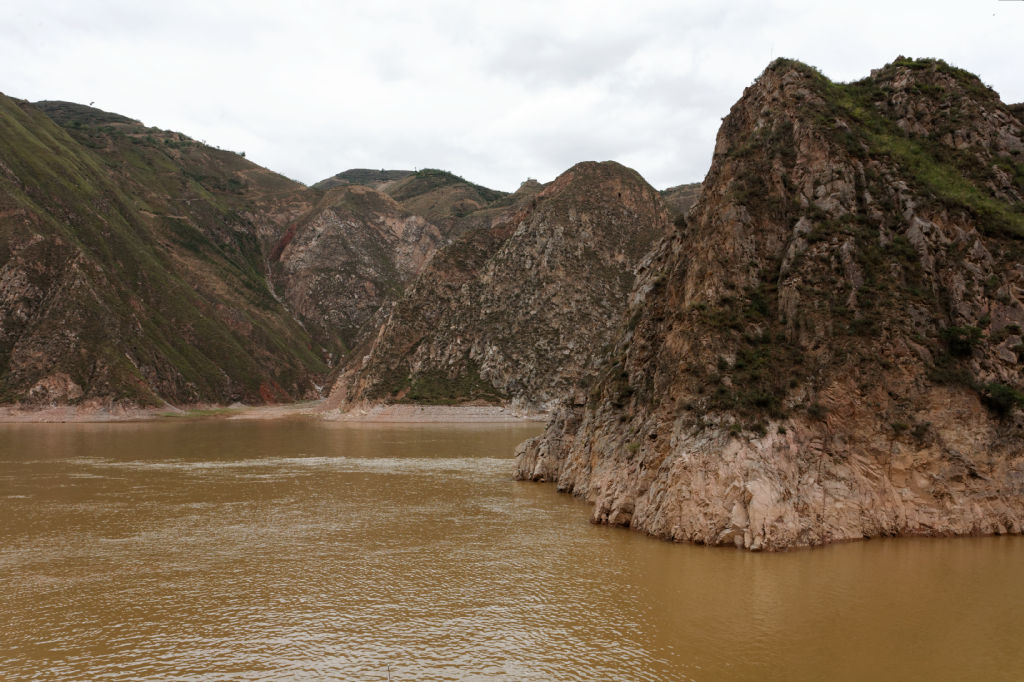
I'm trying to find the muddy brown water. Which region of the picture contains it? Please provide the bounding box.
[2,419,1022,681]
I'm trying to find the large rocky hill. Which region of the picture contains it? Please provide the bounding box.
[2,96,593,408]
[0,96,333,406]
[516,58,1024,550]
[2,98,526,407]
[280,168,521,357]
[330,161,669,409]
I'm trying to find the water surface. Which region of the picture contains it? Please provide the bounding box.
[1,419,1021,680]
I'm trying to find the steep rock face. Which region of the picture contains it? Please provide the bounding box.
[271,185,443,355]
[1,96,327,405]
[516,58,1024,550]
[331,161,669,408]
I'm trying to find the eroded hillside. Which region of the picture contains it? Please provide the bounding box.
[0,96,331,405]
[330,161,669,408]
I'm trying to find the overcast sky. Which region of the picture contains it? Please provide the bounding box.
[2,1,1021,191]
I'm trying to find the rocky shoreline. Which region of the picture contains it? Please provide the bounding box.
[323,403,547,423]
[515,388,1024,552]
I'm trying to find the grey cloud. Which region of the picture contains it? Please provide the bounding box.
[2,0,1019,193]
[482,30,649,88]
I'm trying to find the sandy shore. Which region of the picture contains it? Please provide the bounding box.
[323,403,547,423]
[0,401,548,424]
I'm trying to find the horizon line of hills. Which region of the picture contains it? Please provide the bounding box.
[31,102,705,200]
[4,54,1024,549]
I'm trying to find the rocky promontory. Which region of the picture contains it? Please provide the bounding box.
[516,58,1024,550]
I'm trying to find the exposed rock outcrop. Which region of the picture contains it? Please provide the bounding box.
[330,161,669,409]
[516,58,1024,550]
[271,185,443,354]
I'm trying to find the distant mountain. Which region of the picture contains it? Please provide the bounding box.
[516,58,1024,550]
[660,181,701,219]
[311,168,413,191]
[314,167,514,241]
[329,161,669,408]
[2,97,555,408]
[281,168,528,356]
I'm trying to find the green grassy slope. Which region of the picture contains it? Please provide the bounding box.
[0,95,327,406]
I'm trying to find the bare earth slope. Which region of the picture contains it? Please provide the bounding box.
[516,58,1024,550]
[331,161,669,409]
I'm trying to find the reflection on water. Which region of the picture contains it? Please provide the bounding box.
[1,419,1022,681]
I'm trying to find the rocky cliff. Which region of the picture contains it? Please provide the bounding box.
[516,58,1024,550]
[0,97,328,405]
[330,161,669,408]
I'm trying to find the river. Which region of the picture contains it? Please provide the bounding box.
[1,418,1021,681]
